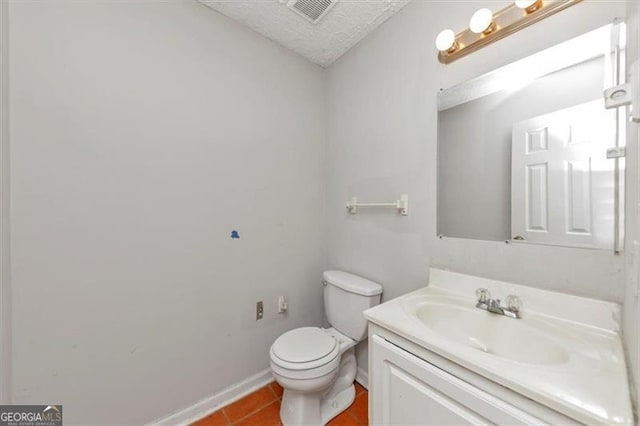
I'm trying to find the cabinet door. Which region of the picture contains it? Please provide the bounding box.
[370,335,546,425]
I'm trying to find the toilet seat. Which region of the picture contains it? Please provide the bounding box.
[271,327,340,370]
[270,327,342,380]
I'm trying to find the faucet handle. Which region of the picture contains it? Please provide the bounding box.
[475,288,491,303]
[506,295,521,312]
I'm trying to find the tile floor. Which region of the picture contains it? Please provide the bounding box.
[192,381,368,426]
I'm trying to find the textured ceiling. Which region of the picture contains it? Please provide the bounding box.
[198,0,411,67]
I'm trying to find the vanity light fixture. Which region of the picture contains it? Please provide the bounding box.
[435,29,458,53]
[469,8,495,35]
[515,0,543,14]
[436,0,582,64]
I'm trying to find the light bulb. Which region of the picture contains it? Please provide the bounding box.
[515,0,542,13]
[435,29,456,52]
[469,8,494,34]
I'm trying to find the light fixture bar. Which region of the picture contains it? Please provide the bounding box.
[438,0,583,64]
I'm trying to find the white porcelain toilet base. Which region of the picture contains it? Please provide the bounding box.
[320,383,355,425]
[280,388,323,426]
[279,383,356,426]
[275,344,357,425]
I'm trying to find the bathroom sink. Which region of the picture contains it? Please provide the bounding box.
[365,269,633,426]
[412,301,570,365]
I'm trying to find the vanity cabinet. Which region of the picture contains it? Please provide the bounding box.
[368,325,579,426]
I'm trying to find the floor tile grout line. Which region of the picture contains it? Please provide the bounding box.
[226,388,277,425]
[346,392,368,425]
[346,410,364,426]
[267,383,279,400]
[221,408,232,426]
[228,402,275,425]
[230,400,280,426]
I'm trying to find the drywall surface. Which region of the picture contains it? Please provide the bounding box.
[9,1,326,423]
[326,0,628,368]
[0,0,11,405]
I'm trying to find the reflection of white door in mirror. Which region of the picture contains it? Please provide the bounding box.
[511,100,615,249]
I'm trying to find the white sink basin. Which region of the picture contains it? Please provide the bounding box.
[413,301,570,365]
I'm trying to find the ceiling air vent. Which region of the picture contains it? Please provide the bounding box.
[286,0,337,24]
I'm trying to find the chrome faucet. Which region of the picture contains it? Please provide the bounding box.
[475,288,521,319]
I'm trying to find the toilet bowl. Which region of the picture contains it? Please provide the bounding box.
[270,271,383,425]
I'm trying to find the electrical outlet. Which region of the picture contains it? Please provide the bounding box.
[256,301,263,320]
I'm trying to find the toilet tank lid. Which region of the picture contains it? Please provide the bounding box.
[323,271,383,296]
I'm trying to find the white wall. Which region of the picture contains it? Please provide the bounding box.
[8,1,326,423]
[327,0,628,368]
[0,0,11,405]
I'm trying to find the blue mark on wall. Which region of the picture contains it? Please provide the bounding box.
[230,230,240,239]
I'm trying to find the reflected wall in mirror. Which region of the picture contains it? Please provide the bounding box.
[437,23,625,250]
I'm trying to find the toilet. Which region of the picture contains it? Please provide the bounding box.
[270,270,383,425]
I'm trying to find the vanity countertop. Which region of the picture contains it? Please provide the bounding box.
[364,268,633,425]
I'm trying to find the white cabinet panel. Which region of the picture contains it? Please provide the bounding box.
[384,363,490,425]
[370,335,546,426]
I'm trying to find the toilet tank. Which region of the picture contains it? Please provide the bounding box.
[323,271,383,342]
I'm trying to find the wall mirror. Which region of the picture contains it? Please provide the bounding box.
[437,22,626,251]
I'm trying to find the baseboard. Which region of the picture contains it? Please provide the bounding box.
[149,368,273,426]
[355,366,368,390]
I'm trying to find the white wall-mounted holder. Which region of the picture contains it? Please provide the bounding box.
[346,194,409,216]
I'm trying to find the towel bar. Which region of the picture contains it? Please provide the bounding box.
[346,194,408,216]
